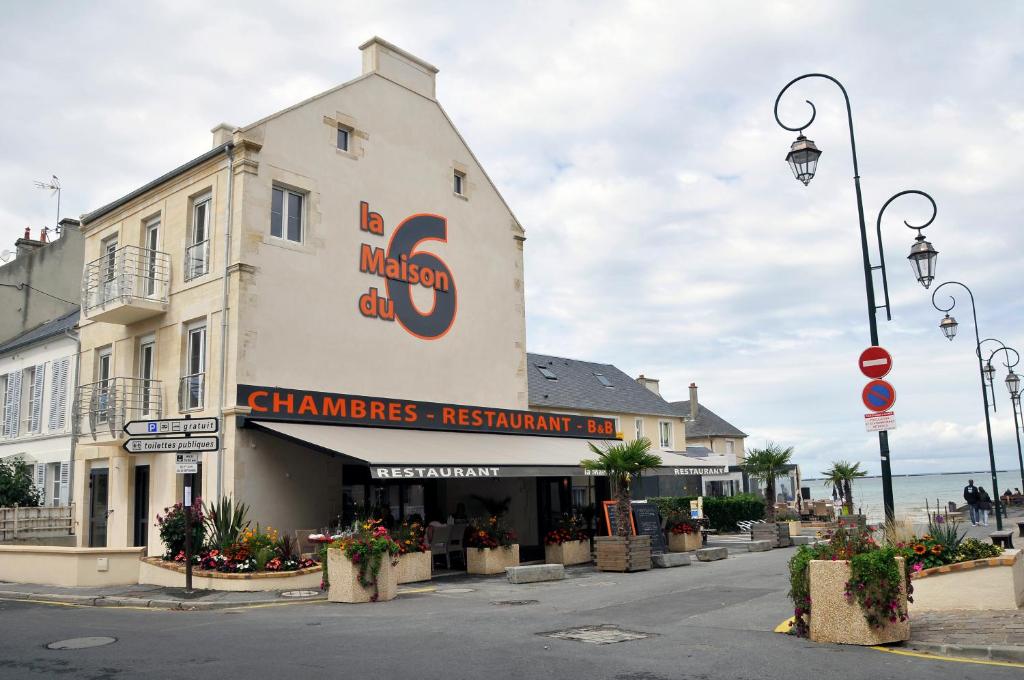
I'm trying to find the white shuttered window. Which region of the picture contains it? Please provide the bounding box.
[28,363,45,433]
[34,463,45,501]
[58,461,70,505]
[48,357,70,431]
[3,371,22,438]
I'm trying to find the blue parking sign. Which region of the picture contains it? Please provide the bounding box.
[147,422,158,433]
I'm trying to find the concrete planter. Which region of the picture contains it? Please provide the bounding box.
[787,521,803,537]
[808,558,909,645]
[396,550,432,584]
[326,547,399,603]
[667,532,702,552]
[466,545,520,575]
[545,540,591,566]
[595,535,651,572]
[910,550,1023,611]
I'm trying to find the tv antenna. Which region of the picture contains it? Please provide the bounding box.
[33,175,61,227]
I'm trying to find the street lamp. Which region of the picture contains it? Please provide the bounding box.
[932,281,1004,529]
[774,73,941,524]
[986,346,1024,497]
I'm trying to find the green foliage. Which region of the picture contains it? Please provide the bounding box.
[156,500,205,559]
[647,496,694,517]
[204,495,250,551]
[787,546,816,637]
[0,460,42,508]
[581,438,662,537]
[820,460,868,515]
[956,538,1003,562]
[648,495,764,533]
[330,519,400,602]
[742,443,793,521]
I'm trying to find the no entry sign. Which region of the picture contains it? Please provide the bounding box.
[859,346,893,379]
[862,380,896,412]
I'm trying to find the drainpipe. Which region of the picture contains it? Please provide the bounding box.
[216,142,235,503]
[64,326,80,529]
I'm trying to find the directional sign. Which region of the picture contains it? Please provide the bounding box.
[865,411,896,432]
[123,436,219,454]
[123,417,219,437]
[859,346,893,379]
[862,380,896,413]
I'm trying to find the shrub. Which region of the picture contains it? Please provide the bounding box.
[648,494,764,533]
[466,515,517,550]
[0,460,42,508]
[393,521,429,554]
[956,538,1003,562]
[544,515,588,545]
[204,495,250,551]
[156,500,205,559]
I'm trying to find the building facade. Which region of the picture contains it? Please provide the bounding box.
[0,309,78,506]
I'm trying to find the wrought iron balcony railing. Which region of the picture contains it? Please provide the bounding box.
[179,373,205,411]
[82,245,170,322]
[184,240,210,281]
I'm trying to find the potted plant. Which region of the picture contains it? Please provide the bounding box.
[665,512,702,552]
[776,509,802,536]
[743,442,794,547]
[394,521,431,584]
[582,437,662,572]
[822,460,868,525]
[326,519,400,603]
[544,516,591,566]
[466,516,519,574]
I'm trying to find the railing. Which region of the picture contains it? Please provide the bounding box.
[82,245,170,312]
[74,377,162,438]
[179,373,205,411]
[184,240,210,281]
[0,504,74,540]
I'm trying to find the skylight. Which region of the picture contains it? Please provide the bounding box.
[594,372,614,388]
[536,365,557,380]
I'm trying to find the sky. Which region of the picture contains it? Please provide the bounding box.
[1,2,1022,482]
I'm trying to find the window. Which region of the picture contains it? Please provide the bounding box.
[47,357,70,432]
[336,126,350,151]
[186,194,211,280]
[634,418,644,440]
[96,348,113,424]
[2,371,22,438]
[26,364,44,434]
[659,421,672,449]
[536,365,557,380]
[144,216,161,296]
[100,235,119,302]
[453,171,465,195]
[725,440,735,455]
[182,324,206,411]
[271,186,304,243]
[594,372,614,388]
[139,338,156,416]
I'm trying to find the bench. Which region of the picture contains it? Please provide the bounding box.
[505,564,564,584]
[990,530,1015,549]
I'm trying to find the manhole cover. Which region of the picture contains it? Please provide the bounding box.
[436,588,474,594]
[540,625,652,645]
[47,637,117,650]
[280,590,320,598]
[491,599,538,606]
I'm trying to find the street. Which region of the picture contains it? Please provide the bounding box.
[0,548,1016,680]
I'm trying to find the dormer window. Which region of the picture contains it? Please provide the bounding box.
[536,365,557,380]
[594,372,613,388]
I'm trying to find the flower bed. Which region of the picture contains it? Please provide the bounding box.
[909,549,1022,612]
[544,517,590,565]
[139,558,322,592]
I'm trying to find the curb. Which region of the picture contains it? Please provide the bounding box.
[902,640,1024,664]
[0,589,322,611]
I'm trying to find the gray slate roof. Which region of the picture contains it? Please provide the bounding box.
[527,352,679,418]
[670,401,747,438]
[0,309,79,355]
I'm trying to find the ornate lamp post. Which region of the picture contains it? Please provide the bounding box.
[774,73,940,523]
[931,282,1003,529]
[985,345,1024,494]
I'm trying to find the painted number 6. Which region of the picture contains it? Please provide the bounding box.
[386,214,457,340]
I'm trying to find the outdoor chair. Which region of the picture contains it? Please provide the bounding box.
[428,524,451,570]
[447,523,467,567]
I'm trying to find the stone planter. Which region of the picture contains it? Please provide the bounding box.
[326,547,399,603]
[910,552,1023,612]
[466,545,520,575]
[808,558,909,645]
[545,540,591,566]
[595,535,651,572]
[396,550,432,584]
[787,521,803,537]
[667,532,702,552]
[751,522,791,548]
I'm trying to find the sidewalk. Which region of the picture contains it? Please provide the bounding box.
[0,581,326,610]
[902,610,1024,663]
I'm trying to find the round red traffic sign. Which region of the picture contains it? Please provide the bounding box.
[858,346,893,379]
[862,379,896,412]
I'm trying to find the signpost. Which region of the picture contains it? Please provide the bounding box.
[123,436,219,454]
[862,379,896,413]
[123,417,219,436]
[858,346,893,379]
[864,411,896,432]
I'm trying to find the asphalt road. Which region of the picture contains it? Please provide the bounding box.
[0,548,1017,680]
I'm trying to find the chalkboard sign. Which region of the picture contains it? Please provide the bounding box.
[602,500,636,537]
[631,502,667,554]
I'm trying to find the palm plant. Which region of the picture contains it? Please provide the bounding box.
[204,495,251,550]
[821,460,867,515]
[742,443,794,522]
[581,437,662,537]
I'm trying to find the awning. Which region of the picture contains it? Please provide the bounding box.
[248,420,727,479]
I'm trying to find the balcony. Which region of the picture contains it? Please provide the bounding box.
[74,377,163,440]
[184,240,210,281]
[82,245,170,324]
[178,373,206,412]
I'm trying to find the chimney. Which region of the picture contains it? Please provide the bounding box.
[359,36,439,100]
[636,374,660,395]
[689,383,699,420]
[211,123,235,148]
[14,228,45,258]
[58,218,81,238]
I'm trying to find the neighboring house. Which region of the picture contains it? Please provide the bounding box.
[528,353,728,500]
[0,309,78,506]
[670,383,749,497]
[0,221,83,344]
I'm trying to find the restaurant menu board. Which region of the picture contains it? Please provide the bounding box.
[631,502,667,554]
[602,500,636,537]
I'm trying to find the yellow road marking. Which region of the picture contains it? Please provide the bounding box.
[871,646,1024,668]
[398,586,437,594]
[774,617,795,633]
[0,597,153,611]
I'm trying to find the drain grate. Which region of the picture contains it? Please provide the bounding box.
[47,637,117,650]
[491,599,538,607]
[540,625,652,645]
[280,590,320,598]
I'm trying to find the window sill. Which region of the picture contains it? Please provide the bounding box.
[453,192,468,202]
[336,148,358,161]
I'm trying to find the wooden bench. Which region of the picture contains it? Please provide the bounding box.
[990,530,1015,549]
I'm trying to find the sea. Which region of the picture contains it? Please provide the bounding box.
[802,470,1020,524]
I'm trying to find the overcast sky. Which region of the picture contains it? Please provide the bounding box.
[2,2,1022,480]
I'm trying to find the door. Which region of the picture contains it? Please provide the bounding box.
[188,196,210,279]
[101,236,119,302]
[139,340,155,416]
[88,468,109,547]
[536,477,572,544]
[133,465,150,547]
[184,326,205,410]
[96,348,113,424]
[145,218,160,297]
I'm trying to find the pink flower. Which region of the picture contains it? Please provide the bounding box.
[912,563,923,572]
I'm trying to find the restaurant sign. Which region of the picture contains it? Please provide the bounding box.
[239,385,618,440]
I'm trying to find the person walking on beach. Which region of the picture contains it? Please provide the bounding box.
[977,486,993,527]
[964,479,981,526]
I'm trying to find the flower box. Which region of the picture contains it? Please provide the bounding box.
[808,558,909,645]
[545,540,591,566]
[466,545,520,575]
[787,521,803,537]
[326,547,399,603]
[397,551,432,584]
[595,535,651,572]
[667,532,702,553]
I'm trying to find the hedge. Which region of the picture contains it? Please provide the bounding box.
[648,494,765,533]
